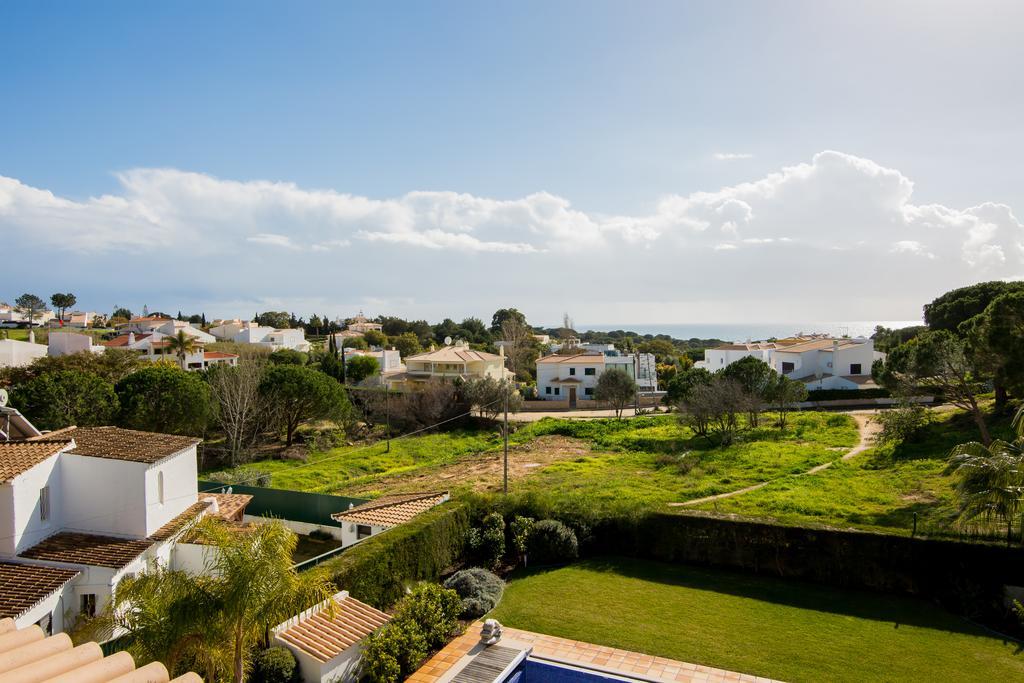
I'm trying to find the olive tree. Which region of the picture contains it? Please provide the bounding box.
[594,367,637,418]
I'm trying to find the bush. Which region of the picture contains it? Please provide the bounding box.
[874,401,931,445]
[322,502,470,608]
[467,512,505,567]
[444,568,505,618]
[527,519,578,565]
[251,647,297,683]
[268,349,308,365]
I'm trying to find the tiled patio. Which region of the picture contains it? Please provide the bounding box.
[407,621,782,683]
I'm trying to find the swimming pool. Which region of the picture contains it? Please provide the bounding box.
[504,658,643,682]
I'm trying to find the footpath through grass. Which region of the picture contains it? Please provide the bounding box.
[490,557,1024,683]
[694,406,1016,536]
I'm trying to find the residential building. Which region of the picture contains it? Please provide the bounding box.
[0,339,48,368]
[343,348,404,376]
[46,310,98,329]
[0,618,201,681]
[48,331,104,357]
[535,351,658,405]
[695,336,884,390]
[0,305,55,325]
[384,342,510,390]
[272,591,390,683]
[101,332,238,371]
[331,492,450,546]
[211,322,311,352]
[345,311,383,334]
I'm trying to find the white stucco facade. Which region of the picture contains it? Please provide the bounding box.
[536,351,657,403]
[0,339,48,368]
[48,331,103,357]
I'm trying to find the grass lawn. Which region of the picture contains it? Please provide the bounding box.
[490,557,1024,683]
[693,406,1017,536]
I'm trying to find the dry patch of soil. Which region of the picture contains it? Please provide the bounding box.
[338,435,591,496]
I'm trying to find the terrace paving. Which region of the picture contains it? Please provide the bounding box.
[408,621,781,683]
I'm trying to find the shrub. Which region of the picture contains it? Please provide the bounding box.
[322,502,470,608]
[443,568,505,618]
[509,515,534,564]
[268,348,308,365]
[467,512,505,567]
[527,519,578,565]
[875,401,931,445]
[251,647,298,683]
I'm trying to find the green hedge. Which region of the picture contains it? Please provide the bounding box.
[806,388,891,401]
[322,501,471,609]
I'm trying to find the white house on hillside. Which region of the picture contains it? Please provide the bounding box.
[344,348,404,377]
[0,425,247,634]
[102,331,238,371]
[48,331,104,357]
[211,322,311,352]
[0,306,55,326]
[385,342,510,390]
[535,351,658,406]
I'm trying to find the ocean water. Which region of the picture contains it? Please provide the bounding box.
[577,321,923,342]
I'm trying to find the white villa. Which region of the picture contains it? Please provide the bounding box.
[535,351,657,405]
[0,420,249,635]
[209,321,311,352]
[48,331,104,357]
[0,305,55,326]
[344,347,405,376]
[696,336,885,391]
[384,342,511,390]
[0,338,48,368]
[101,331,239,371]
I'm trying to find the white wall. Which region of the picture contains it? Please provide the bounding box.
[3,452,65,556]
[60,455,149,538]
[48,332,101,357]
[143,449,199,536]
[0,339,49,368]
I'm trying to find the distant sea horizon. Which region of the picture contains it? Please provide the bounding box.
[573,321,924,343]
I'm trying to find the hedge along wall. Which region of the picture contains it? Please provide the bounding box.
[590,511,1024,620]
[320,500,471,609]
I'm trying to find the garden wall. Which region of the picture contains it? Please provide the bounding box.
[198,480,368,527]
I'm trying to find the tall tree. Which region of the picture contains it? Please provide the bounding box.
[14,293,47,325]
[923,280,1024,332]
[721,356,776,426]
[594,367,637,418]
[490,308,527,334]
[50,292,77,321]
[259,365,351,445]
[207,361,271,466]
[116,365,211,436]
[12,370,119,430]
[500,316,538,381]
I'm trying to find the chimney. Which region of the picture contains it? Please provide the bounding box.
[128,332,136,345]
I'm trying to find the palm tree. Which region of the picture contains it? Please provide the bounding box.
[95,519,335,682]
[946,406,1024,542]
[166,330,198,369]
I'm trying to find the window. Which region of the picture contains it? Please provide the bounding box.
[584,367,596,376]
[356,525,372,539]
[569,367,576,376]
[554,387,560,396]
[39,486,50,522]
[584,387,594,396]
[545,386,551,395]
[781,361,795,374]
[826,361,833,368]
[720,358,725,364]
[850,363,862,375]
[157,471,165,505]
[80,594,96,618]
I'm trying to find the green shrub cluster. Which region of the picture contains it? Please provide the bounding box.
[806,388,891,401]
[250,647,298,683]
[466,512,505,568]
[360,583,462,683]
[322,501,470,608]
[443,567,505,618]
[527,519,579,565]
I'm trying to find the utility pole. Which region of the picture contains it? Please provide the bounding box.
[635,350,641,416]
[503,383,509,494]
[385,380,391,454]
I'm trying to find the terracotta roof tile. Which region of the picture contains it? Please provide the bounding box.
[147,501,211,542]
[0,440,72,483]
[332,492,448,528]
[536,354,605,364]
[203,351,238,360]
[277,593,390,662]
[0,562,79,619]
[202,493,253,522]
[407,347,503,363]
[20,532,153,570]
[67,426,200,464]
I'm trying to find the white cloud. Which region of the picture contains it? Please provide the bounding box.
[1,151,1021,323]
[713,152,754,160]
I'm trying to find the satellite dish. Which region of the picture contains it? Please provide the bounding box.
[0,388,8,408]
[444,336,452,346]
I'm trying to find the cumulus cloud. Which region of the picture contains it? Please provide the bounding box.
[1,151,1021,322]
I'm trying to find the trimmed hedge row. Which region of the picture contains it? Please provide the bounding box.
[806,388,890,400]
[322,501,471,609]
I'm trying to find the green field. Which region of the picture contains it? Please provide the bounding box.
[693,406,1016,536]
[490,557,1024,683]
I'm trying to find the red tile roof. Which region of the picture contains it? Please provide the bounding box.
[0,562,79,620]
[147,501,212,542]
[332,492,449,528]
[67,426,200,464]
[276,592,390,663]
[204,351,238,360]
[20,532,153,569]
[202,493,253,522]
[0,440,72,483]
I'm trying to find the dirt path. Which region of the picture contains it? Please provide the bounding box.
[338,435,591,496]
[671,410,880,507]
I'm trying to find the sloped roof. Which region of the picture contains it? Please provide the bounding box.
[203,493,253,521]
[536,353,605,364]
[774,338,864,353]
[0,440,72,483]
[332,492,449,528]
[67,426,200,464]
[0,562,79,620]
[407,347,503,363]
[276,592,390,663]
[0,617,201,682]
[148,501,212,542]
[20,532,153,569]
[101,333,153,348]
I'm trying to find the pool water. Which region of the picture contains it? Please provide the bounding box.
[504,658,640,682]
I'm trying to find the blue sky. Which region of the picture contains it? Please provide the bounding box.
[2,1,1023,327]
